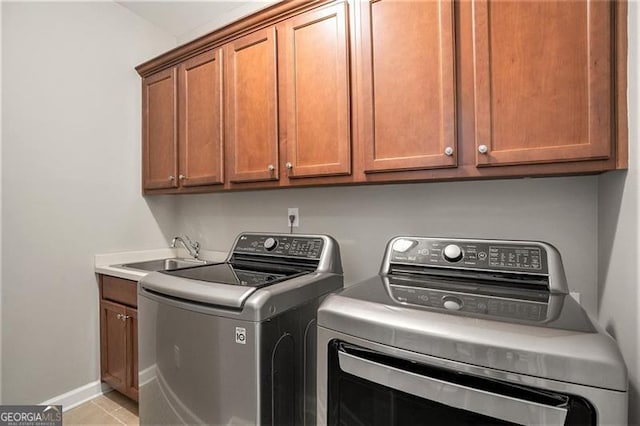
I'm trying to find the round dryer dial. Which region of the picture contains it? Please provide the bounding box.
[443,244,463,262]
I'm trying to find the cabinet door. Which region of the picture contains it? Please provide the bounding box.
[473,0,612,166]
[282,3,351,178]
[178,49,224,187]
[226,28,279,183]
[143,68,178,189]
[125,307,138,401]
[100,301,127,393]
[361,0,457,173]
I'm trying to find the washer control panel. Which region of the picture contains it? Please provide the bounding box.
[390,238,547,273]
[234,234,324,259]
[389,284,547,321]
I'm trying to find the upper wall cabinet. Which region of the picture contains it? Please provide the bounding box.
[472,0,612,167]
[359,0,457,173]
[225,28,279,183]
[142,49,224,191]
[280,2,352,179]
[142,68,177,190]
[179,49,224,187]
[136,0,626,194]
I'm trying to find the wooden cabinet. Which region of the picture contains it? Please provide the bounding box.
[142,68,177,190]
[178,49,224,186]
[358,0,457,173]
[136,0,627,194]
[471,0,612,167]
[99,275,138,401]
[224,3,352,186]
[100,301,127,393]
[127,308,138,399]
[280,3,351,179]
[143,49,224,191]
[225,28,279,183]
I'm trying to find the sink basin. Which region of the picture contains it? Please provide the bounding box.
[116,258,209,272]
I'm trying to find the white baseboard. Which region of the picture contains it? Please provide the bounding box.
[40,380,112,412]
[139,365,155,388]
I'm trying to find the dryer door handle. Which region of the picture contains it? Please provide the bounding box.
[338,351,568,426]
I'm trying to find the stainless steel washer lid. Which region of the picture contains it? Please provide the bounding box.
[139,233,344,314]
[318,277,628,392]
[140,271,257,309]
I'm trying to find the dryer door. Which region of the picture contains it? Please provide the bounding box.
[326,341,597,426]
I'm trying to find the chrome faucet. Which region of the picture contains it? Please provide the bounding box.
[171,235,200,259]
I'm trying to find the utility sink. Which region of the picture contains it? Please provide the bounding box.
[116,258,209,272]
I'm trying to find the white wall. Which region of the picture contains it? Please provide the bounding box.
[598,3,640,423]
[176,1,278,45]
[0,0,4,405]
[174,177,600,312]
[1,2,178,403]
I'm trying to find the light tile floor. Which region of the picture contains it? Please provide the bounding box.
[64,391,138,425]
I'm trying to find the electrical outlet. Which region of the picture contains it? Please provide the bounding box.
[288,208,299,227]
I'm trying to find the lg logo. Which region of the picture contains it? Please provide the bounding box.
[235,327,246,344]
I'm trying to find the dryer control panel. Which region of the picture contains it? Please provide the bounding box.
[389,238,548,274]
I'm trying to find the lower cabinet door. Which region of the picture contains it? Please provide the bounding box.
[100,301,127,392]
[100,301,138,401]
[125,307,139,401]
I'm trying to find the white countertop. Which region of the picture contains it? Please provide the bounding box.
[95,248,228,281]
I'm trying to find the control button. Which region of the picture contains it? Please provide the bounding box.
[392,239,417,253]
[443,296,463,311]
[264,237,278,251]
[443,244,463,262]
[478,251,488,260]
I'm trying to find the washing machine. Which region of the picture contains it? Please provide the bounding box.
[139,233,343,426]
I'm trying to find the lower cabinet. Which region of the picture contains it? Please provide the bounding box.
[99,275,138,401]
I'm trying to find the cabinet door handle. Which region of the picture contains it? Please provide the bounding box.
[268,164,275,172]
[444,146,454,156]
[179,174,186,181]
[123,315,131,320]
[116,313,123,320]
[285,162,293,171]
[478,145,489,154]
[168,175,176,181]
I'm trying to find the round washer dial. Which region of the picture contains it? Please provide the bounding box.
[264,237,278,251]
